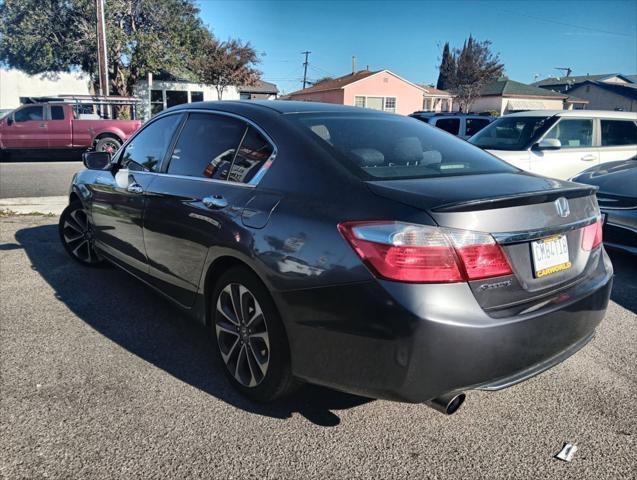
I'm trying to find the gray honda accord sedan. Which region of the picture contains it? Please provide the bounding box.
[60,101,613,415]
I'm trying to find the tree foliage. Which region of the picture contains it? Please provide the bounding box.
[189,36,260,100]
[436,36,504,112]
[0,0,258,98]
[436,42,455,91]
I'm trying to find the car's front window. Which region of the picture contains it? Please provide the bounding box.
[289,113,518,180]
[469,116,556,151]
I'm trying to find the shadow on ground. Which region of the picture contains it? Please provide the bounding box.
[14,224,372,427]
[607,249,637,314]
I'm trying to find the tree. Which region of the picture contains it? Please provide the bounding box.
[311,76,333,85]
[189,36,260,100]
[437,35,504,112]
[0,0,212,97]
[436,42,455,90]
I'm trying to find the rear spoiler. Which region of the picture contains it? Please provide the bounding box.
[432,185,598,213]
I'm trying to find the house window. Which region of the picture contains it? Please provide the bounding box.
[166,90,188,108]
[423,98,432,111]
[354,96,366,108]
[384,97,396,113]
[191,91,204,102]
[150,89,164,115]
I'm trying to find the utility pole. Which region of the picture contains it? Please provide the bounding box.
[301,51,311,89]
[96,0,109,97]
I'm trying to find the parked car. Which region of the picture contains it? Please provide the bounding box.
[570,157,637,255]
[0,97,141,160]
[60,101,612,415]
[410,112,493,139]
[469,110,637,180]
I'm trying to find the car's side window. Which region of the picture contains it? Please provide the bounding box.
[14,106,44,122]
[120,114,182,172]
[167,113,246,179]
[600,120,637,147]
[227,126,275,184]
[50,106,65,120]
[543,119,593,148]
[434,118,460,135]
[466,118,490,137]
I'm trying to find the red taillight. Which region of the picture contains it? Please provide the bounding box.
[581,219,603,251]
[338,221,512,283]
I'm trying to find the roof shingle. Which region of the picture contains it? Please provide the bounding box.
[287,70,381,96]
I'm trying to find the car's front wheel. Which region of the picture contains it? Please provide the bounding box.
[211,266,299,402]
[58,201,104,266]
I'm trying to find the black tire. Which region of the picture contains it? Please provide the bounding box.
[58,201,105,267]
[94,136,121,154]
[211,266,299,402]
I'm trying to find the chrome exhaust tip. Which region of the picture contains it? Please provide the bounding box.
[427,392,466,415]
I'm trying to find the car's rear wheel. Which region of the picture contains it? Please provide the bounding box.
[211,266,299,402]
[58,201,104,266]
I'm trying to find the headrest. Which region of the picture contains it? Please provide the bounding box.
[350,148,385,167]
[392,137,423,164]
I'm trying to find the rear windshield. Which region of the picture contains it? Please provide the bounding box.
[288,113,517,180]
[469,116,557,151]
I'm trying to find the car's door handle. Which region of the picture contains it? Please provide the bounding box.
[127,183,143,194]
[203,195,228,209]
[581,154,596,161]
[39,123,47,128]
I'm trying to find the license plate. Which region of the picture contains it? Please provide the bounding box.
[531,235,571,278]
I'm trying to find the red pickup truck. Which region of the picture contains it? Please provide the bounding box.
[0,101,141,159]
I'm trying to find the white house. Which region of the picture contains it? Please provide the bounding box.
[0,68,91,111]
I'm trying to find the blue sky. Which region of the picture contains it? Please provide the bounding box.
[198,0,637,94]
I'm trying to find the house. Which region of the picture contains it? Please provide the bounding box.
[561,81,637,112]
[0,68,91,111]
[239,80,278,100]
[132,72,278,120]
[285,69,441,115]
[419,85,455,112]
[133,71,239,120]
[459,78,581,115]
[532,73,634,93]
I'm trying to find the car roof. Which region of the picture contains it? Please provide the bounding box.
[504,110,637,120]
[168,100,380,115]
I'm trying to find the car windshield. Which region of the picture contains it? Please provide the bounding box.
[288,113,518,180]
[469,116,557,151]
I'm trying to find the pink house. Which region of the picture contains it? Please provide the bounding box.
[286,69,453,115]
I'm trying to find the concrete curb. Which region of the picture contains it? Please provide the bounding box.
[0,196,67,215]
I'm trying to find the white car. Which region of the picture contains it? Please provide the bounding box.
[469,110,637,180]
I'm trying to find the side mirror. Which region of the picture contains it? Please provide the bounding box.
[534,138,561,151]
[6,117,13,126]
[83,151,112,170]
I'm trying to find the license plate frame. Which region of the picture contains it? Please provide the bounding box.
[531,234,571,278]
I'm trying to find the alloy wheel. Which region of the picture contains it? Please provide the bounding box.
[215,283,270,388]
[61,208,99,263]
[97,139,120,153]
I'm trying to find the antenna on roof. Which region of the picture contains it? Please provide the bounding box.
[555,67,573,77]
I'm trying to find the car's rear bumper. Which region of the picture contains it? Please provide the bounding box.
[277,248,613,402]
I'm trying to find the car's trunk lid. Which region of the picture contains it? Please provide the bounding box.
[366,172,600,312]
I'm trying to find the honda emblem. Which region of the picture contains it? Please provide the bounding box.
[555,197,570,218]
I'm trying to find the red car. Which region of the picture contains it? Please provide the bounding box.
[0,97,141,159]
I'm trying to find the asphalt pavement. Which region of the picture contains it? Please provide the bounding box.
[1,215,636,479]
[0,161,82,198]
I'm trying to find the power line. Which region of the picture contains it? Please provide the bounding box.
[500,9,632,37]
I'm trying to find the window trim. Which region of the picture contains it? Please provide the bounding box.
[113,108,277,187]
[539,117,595,150]
[353,95,398,113]
[14,105,44,123]
[46,104,66,121]
[598,118,637,148]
